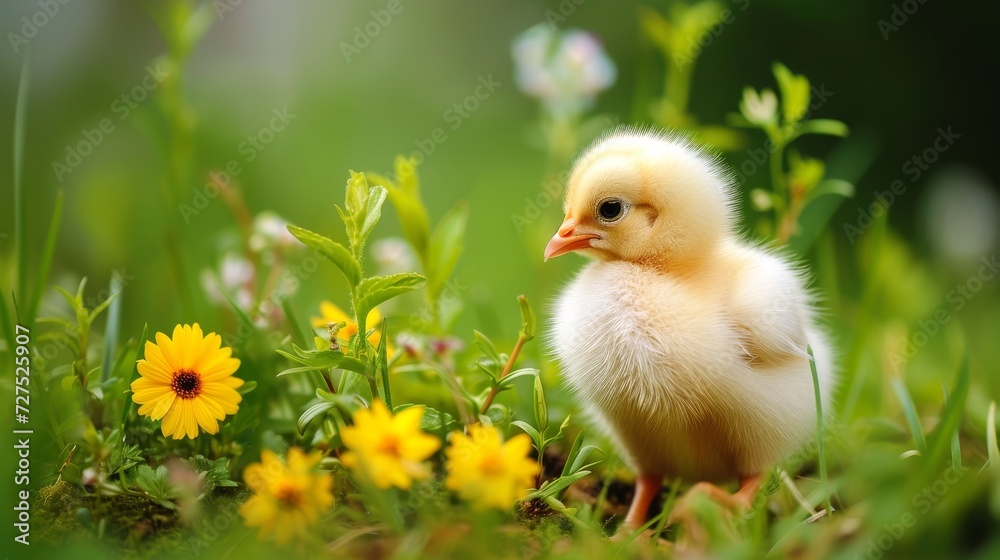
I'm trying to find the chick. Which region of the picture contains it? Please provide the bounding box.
[544,127,835,531]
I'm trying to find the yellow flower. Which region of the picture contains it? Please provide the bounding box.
[445,424,539,510]
[131,324,243,439]
[240,448,334,544]
[340,400,440,489]
[311,301,395,356]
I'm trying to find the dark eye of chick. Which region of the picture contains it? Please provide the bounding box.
[597,199,623,221]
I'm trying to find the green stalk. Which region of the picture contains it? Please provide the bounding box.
[807,345,831,515]
[13,53,30,316]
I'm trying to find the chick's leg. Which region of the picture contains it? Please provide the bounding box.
[623,473,663,530]
[669,473,763,525]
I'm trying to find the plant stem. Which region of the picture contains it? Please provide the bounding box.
[480,334,529,416]
[807,345,832,515]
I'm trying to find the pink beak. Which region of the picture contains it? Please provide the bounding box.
[544,218,599,261]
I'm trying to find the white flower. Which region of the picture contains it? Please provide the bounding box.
[250,211,298,252]
[201,253,254,311]
[512,24,616,120]
[372,237,416,275]
[740,87,778,126]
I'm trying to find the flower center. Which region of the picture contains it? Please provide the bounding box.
[275,482,303,509]
[377,434,401,457]
[478,451,506,476]
[171,370,202,399]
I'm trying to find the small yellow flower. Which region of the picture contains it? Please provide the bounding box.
[311,301,395,356]
[131,323,243,439]
[240,448,334,544]
[340,400,440,489]
[445,424,539,510]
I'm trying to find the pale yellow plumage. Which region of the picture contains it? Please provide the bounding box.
[544,126,836,529]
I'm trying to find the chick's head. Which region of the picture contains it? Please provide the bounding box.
[545,128,736,269]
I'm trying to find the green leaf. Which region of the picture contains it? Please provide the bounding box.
[533,375,548,433]
[511,420,541,448]
[791,119,849,140]
[297,401,336,435]
[276,344,369,376]
[342,171,387,256]
[496,368,539,390]
[988,401,1000,516]
[28,189,64,324]
[517,295,536,342]
[773,62,810,124]
[426,203,469,299]
[374,158,432,258]
[561,429,586,478]
[134,465,176,509]
[375,317,392,408]
[474,331,502,366]
[360,184,387,245]
[99,275,123,385]
[528,471,591,501]
[923,355,970,474]
[805,179,854,203]
[121,324,149,426]
[287,225,362,287]
[355,273,426,320]
[892,377,927,455]
[394,404,456,432]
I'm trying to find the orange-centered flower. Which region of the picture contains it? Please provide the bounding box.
[445,424,539,510]
[241,448,334,544]
[131,324,243,439]
[340,400,440,489]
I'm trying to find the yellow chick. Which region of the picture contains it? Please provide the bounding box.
[544,127,835,530]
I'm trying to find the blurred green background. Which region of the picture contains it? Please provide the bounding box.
[1,0,997,340]
[2,1,1000,558]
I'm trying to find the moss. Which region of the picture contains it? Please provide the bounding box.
[33,481,253,559]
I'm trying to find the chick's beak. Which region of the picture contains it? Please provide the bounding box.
[544,218,600,261]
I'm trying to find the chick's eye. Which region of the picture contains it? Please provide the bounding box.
[597,199,624,221]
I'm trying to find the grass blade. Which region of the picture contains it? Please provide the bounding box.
[13,52,30,309]
[100,273,123,382]
[27,189,63,324]
[807,345,831,514]
[923,353,970,476]
[987,401,999,516]
[375,317,392,409]
[892,377,927,455]
[120,324,149,433]
[942,383,962,469]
